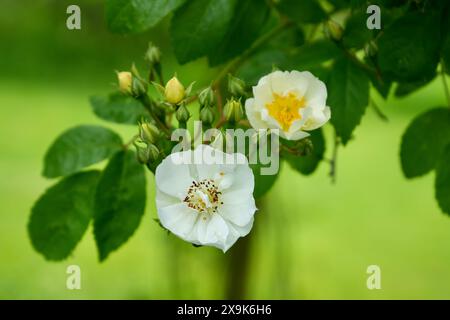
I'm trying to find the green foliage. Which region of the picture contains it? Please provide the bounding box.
[401,108,450,179]
[28,171,100,261]
[170,0,237,64]
[377,11,441,82]
[328,56,370,145]
[435,145,450,215]
[208,0,270,66]
[106,0,187,34]
[285,129,325,175]
[276,0,327,24]
[251,163,279,199]
[43,125,123,178]
[342,10,373,49]
[94,150,147,261]
[90,93,148,125]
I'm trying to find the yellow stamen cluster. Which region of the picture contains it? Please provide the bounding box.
[266,92,306,131]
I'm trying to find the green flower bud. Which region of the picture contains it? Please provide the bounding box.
[139,120,160,144]
[200,106,215,126]
[223,98,243,123]
[228,74,247,97]
[198,86,215,106]
[165,76,185,104]
[117,71,132,94]
[134,142,160,164]
[176,103,191,123]
[144,42,161,66]
[132,75,148,97]
[324,20,343,42]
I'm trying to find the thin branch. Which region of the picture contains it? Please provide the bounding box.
[123,134,139,150]
[370,99,389,122]
[441,60,450,108]
[329,131,340,184]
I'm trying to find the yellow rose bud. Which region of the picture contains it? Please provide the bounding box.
[117,71,132,94]
[164,76,185,104]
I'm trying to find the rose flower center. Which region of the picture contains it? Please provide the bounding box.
[266,92,306,131]
[184,179,222,216]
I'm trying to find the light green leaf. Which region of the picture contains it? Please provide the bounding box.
[400,108,450,178]
[90,93,148,125]
[276,0,327,24]
[328,56,370,145]
[377,11,441,82]
[285,129,325,175]
[435,144,450,215]
[43,125,123,178]
[106,0,187,34]
[94,150,146,261]
[208,0,270,66]
[170,0,237,64]
[28,171,100,261]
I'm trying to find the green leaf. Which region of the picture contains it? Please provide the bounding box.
[435,144,450,215]
[290,40,341,70]
[251,163,279,199]
[328,56,370,145]
[43,125,123,178]
[170,0,237,64]
[106,0,186,34]
[238,49,289,85]
[94,150,146,261]
[343,10,373,49]
[276,0,327,24]
[28,171,100,261]
[400,108,450,178]
[377,11,441,82]
[90,93,148,125]
[208,0,270,66]
[285,129,325,175]
[394,72,436,97]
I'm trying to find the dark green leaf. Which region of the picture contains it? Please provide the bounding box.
[290,40,341,70]
[435,144,450,215]
[343,10,373,49]
[208,0,270,66]
[251,162,279,199]
[328,56,370,145]
[43,126,123,178]
[377,11,441,82]
[284,129,325,175]
[170,0,237,64]
[277,0,327,24]
[106,0,186,34]
[28,171,100,261]
[90,93,148,125]
[238,49,289,85]
[400,108,450,178]
[94,150,146,261]
[394,72,436,97]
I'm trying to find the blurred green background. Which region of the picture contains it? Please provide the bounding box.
[1,0,450,299]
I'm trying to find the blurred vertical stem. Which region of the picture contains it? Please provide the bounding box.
[226,199,264,299]
[441,60,450,108]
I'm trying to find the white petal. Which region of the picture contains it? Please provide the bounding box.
[193,144,236,180]
[194,214,229,249]
[219,191,256,226]
[302,106,331,131]
[155,151,193,199]
[158,203,198,239]
[222,218,255,252]
[245,98,268,130]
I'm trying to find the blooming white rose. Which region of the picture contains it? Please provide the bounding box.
[155,145,257,252]
[245,70,331,140]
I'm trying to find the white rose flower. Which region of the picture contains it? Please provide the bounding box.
[155,144,257,252]
[245,70,331,140]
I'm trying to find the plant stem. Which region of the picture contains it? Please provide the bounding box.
[139,94,171,136]
[123,134,139,150]
[329,131,340,184]
[370,99,389,122]
[441,60,450,108]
